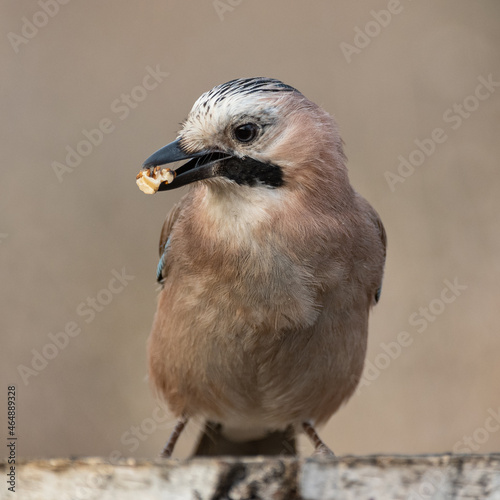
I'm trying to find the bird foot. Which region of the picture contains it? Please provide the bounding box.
[302,421,335,458]
[311,443,335,458]
[159,416,188,458]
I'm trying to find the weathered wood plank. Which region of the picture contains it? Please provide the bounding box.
[1,454,500,499]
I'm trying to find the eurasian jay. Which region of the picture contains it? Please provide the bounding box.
[140,77,386,457]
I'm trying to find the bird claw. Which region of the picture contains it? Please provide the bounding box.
[311,444,335,458]
[302,421,335,458]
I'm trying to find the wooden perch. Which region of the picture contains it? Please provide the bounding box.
[1,454,500,499]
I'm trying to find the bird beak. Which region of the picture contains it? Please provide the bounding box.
[142,138,232,190]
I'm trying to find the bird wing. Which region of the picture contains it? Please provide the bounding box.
[372,208,387,259]
[355,193,387,303]
[157,200,182,283]
[370,206,387,303]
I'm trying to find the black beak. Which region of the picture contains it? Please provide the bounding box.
[142,138,231,190]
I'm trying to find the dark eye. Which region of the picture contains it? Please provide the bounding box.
[234,123,258,143]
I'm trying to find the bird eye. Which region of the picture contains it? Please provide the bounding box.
[233,123,258,143]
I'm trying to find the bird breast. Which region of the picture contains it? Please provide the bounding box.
[149,182,369,425]
[170,183,323,335]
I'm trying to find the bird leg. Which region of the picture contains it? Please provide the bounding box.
[160,416,188,458]
[302,421,335,457]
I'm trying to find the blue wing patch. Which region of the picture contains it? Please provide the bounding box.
[156,236,171,283]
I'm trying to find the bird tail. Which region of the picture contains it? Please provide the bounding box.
[193,421,296,457]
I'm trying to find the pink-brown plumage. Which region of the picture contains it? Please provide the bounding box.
[143,78,386,456]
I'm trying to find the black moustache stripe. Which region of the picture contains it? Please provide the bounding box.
[157,155,284,191]
[215,157,284,188]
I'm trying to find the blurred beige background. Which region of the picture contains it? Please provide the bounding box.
[1,1,499,460]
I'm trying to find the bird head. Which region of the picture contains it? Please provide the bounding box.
[142,77,348,195]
